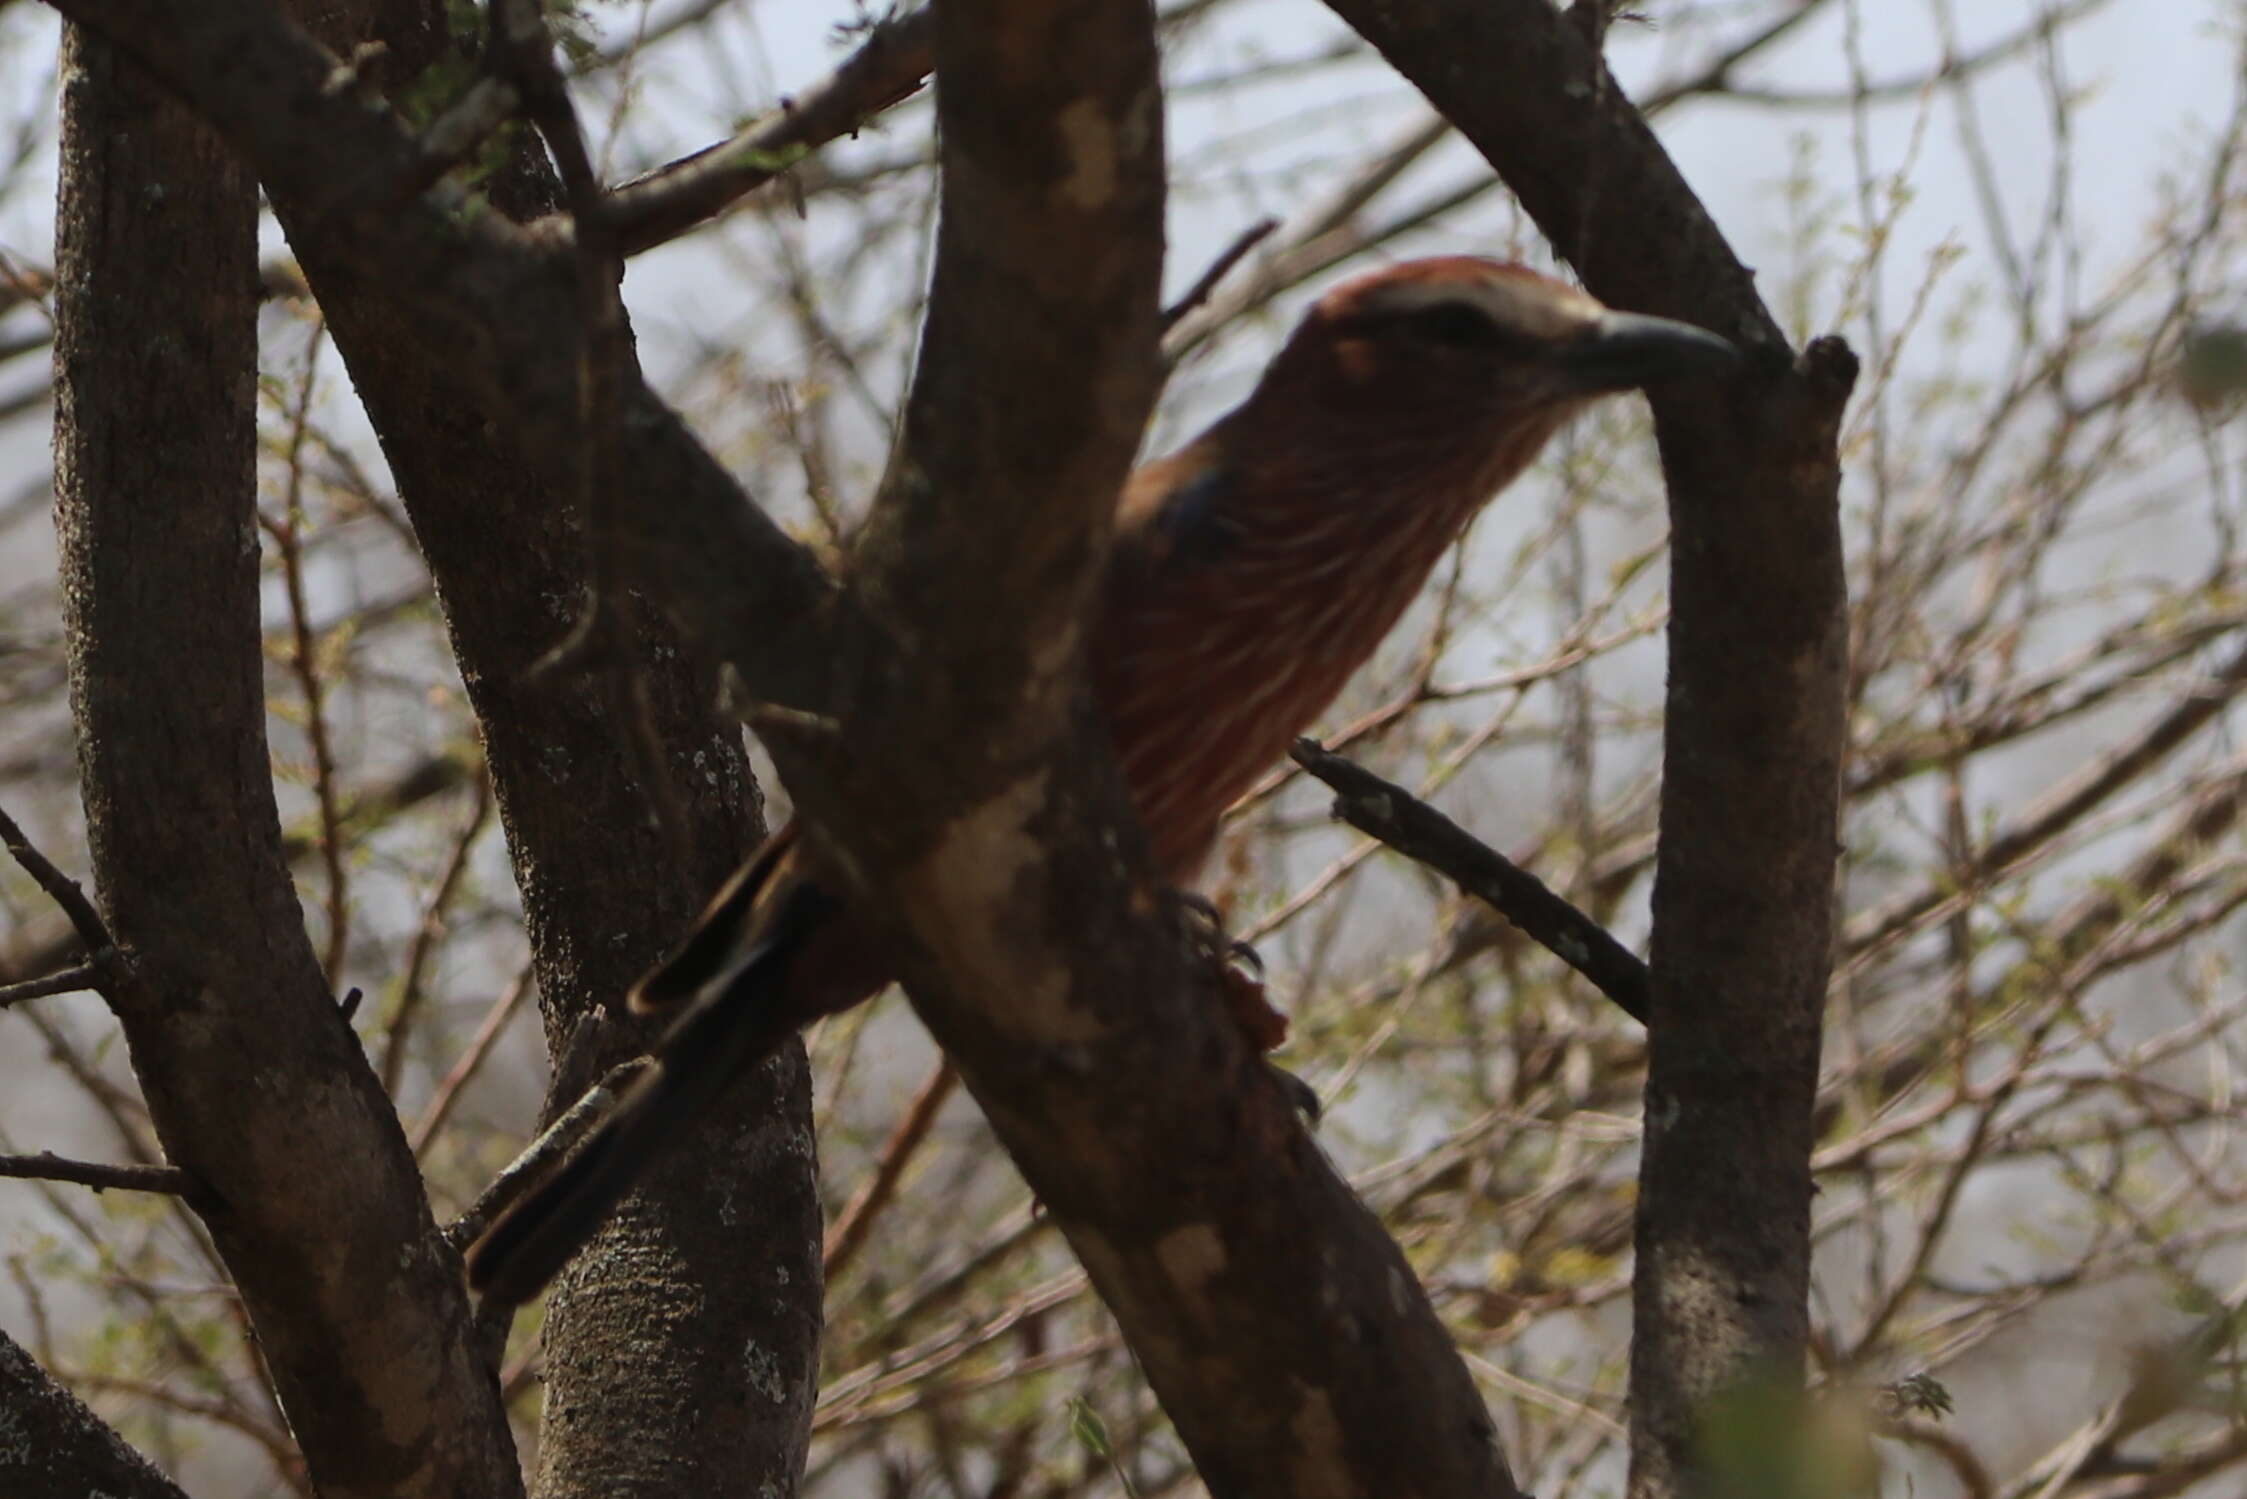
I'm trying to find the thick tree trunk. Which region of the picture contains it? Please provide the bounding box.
[1316,5,1854,1495]
[267,5,827,1493]
[51,28,524,1499]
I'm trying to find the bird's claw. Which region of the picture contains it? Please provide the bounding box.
[1170,888,1289,1053]
[1227,934,1265,976]
[1219,961,1290,1052]
[1269,1062,1322,1123]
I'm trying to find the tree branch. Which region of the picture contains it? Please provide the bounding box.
[0,963,102,1010]
[1290,740,1649,1023]
[40,3,840,1491]
[604,6,936,256]
[40,0,844,713]
[0,801,110,956]
[0,1330,191,1499]
[48,25,521,1498]
[1159,215,1276,331]
[777,2,1524,1494]
[442,1058,650,1253]
[0,752,470,992]
[1315,4,1855,1495]
[0,1150,200,1199]
[823,1060,958,1283]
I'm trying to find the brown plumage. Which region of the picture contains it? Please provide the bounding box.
[465,257,1737,1301]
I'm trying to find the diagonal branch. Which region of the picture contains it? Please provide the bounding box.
[48,24,521,1498]
[41,0,844,711]
[1317,5,1855,1497]
[0,962,102,1010]
[791,3,1522,1496]
[604,6,936,256]
[1291,739,1650,1022]
[0,1330,191,1499]
[0,801,110,957]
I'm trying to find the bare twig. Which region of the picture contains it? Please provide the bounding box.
[379,778,493,1094]
[0,1150,199,1199]
[409,960,536,1154]
[0,800,109,955]
[1160,218,1276,332]
[264,314,350,984]
[602,7,935,257]
[0,961,100,1009]
[1290,740,1649,1023]
[825,1060,959,1282]
[1850,633,2247,954]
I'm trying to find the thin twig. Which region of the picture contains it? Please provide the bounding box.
[0,801,109,954]
[0,1150,200,1199]
[379,777,493,1094]
[265,314,350,985]
[0,962,100,1009]
[62,1368,302,1475]
[1289,740,1649,1023]
[1159,218,1276,332]
[825,1060,958,1282]
[577,0,734,73]
[602,7,936,256]
[410,959,536,1155]
[1849,633,2247,954]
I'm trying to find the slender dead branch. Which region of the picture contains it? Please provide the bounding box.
[379,779,492,1094]
[409,961,535,1155]
[0,800,109,956]
[263,314,350,984]
[1849,632,2247,954]
[1291,740,1649,1023]
[603,6,935,256]
[0,962,101,1009]
[1160,217,1276,331]
[0,1149,200,1199]
[825,1060,959,1282]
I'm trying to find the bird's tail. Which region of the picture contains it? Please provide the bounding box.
[464,835,851,1303]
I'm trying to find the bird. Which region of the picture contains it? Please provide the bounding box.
[464,256,1738,1301]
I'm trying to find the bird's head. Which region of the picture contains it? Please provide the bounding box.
[1236,256,1737,491]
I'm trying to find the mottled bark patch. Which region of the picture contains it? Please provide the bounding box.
[901,770,1100,1043]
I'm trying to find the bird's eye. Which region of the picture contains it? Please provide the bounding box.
[1402,301,1516,351]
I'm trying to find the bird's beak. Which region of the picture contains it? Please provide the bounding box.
[1557,311,1740,391]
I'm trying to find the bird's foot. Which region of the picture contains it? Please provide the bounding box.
[1219,963,1290,1052]
[1266,1061,1322,1123]
[1167,891,1316,1121]
[1171,889,1290,1052]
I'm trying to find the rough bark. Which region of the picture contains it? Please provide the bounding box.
[29,1,1643,1492]
[43,0,828,1491]
[50,28,521,1499]
[768,4,1524,1495]
[1314,5,1855,1496]
[0,1330,192,1499]
[269,4,825,1493]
